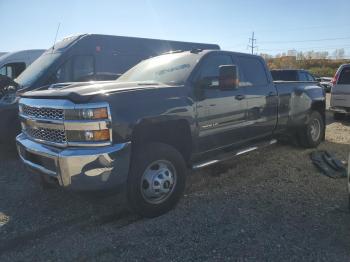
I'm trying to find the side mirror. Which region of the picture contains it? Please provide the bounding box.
[219,65,239,90]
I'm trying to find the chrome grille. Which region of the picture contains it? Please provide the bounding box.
[21,104,64,120]
[24,127,67,144]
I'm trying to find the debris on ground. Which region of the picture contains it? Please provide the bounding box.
[310,151,347,178]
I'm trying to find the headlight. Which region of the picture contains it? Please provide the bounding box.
[65,107,109,120]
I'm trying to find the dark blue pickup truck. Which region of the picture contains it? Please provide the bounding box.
[16,50,325,217]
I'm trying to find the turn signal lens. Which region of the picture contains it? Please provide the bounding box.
[81,107,108,120]
[84,129,110,141]
[92,108,108,119]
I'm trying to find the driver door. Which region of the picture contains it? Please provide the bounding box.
[195,53,248,153]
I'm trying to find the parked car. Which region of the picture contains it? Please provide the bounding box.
[0,34,219,144]
[330,64,350,119]
[16,50,325,217]
[0,49,44,79]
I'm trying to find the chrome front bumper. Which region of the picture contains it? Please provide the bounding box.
[16,133,131,191]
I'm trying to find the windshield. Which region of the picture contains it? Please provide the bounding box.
[117,52,199,85]
[15,53,61,88]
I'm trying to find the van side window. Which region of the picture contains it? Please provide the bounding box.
[54,55,95,84]
[338,67,350,84]
[73,56,94,81]
[55,60,72,83]
[197,54,233,88]
[238,57,268,86]
[0,62,26,79]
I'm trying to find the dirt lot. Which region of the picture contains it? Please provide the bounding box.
[0,107,349,261]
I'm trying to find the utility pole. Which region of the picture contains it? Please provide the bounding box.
[248,31,257,54]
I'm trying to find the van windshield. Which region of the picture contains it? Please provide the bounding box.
[15,53,61,88]
[117,52,198,85]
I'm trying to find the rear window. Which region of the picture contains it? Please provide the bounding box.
[338,67,350,84]
[271,70,297,81]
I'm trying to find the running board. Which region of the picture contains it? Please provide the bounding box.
[192,139,277,170]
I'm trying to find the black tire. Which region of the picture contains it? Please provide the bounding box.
[333,112,345,120]
[298,111,325,148]
[127,143,187,218]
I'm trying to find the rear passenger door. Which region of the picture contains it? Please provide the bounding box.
[237,56,278,140]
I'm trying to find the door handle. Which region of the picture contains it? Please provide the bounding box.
[235,94,245,100]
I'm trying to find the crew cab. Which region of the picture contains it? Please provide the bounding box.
[16,50,326,217]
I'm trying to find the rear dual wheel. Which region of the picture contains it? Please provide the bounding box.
[298,111,325,148]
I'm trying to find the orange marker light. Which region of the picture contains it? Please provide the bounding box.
[93,108,108,119]
[93,129,110,141]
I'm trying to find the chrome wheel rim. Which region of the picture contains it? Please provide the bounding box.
[140,160,177,204]
[310,118,321,142]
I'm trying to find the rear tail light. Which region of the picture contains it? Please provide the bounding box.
[331,72,339,85]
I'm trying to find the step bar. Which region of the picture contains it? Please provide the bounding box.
[192,139,277,170]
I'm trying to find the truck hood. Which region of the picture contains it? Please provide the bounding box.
[20,81,172,103]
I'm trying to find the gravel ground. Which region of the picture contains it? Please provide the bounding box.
[0,107,349,261]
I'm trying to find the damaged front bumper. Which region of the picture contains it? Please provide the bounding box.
[16,133,131,191]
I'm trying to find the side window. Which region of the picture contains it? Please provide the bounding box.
[52,55,94,84]
[0,66,6,76]
[197,54,233,88]
[238,57,268,86]
[338,67,350,84]
[306,73,315,81]
[73,56,94,81]
[299,72,308,81]
[55,59,72,83]
[0,63,26,79]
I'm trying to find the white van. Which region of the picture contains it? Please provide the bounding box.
[330,64,350,119]
[0,49,44,79]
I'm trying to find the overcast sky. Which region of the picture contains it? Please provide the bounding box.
[1,0,350,56]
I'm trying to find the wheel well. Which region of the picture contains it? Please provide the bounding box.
[311,100,326,121]
[132,120,192,164]
[311,100,326,140]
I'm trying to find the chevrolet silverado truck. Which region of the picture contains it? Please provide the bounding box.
[16,50,326,217]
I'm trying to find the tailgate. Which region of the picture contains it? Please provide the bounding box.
[331,84,350,108]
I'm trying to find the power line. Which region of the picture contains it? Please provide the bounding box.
[259,36,350,44]
[260,45,350,52]
[229,35,350,48]
[256,23,350,33]
[247,32,257,54]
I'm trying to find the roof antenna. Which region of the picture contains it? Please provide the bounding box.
[52,22,61,53]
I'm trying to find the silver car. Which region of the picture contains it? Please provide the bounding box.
[330,64,350,119]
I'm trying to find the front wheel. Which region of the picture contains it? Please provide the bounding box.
[298,111,325,148]
[127,143,187,218]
